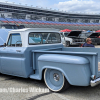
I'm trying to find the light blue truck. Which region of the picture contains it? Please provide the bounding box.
[0,28,100,92]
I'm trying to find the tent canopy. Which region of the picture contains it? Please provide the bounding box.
[96,30,100,32]
[60,29,71,32]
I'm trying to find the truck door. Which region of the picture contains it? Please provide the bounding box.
[1,33,23,76]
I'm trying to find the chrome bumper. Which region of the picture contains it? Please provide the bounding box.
[72,42,85,44]
[91,78,100,87]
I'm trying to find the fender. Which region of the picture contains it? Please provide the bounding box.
[38,54,91,86]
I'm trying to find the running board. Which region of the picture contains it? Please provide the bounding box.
[30,74,41,80]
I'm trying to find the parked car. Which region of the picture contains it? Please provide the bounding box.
[88,32,100,45]
[0,28,100,92]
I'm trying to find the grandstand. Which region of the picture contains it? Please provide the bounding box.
[0,2,100,30]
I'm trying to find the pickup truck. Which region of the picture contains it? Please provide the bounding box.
[60,30,85,47]
[1,28,100,92]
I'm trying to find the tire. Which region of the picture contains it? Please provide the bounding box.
[65,41,70,47]
[44,68,70,92]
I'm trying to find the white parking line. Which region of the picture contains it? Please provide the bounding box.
[54,93,70,100]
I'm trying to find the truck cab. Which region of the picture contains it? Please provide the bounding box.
[6,28,61,47]
[0,28,100,92]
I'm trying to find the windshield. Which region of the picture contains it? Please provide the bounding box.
[64,33,69,37]
[29,32,61,45]
[79,33,92,38]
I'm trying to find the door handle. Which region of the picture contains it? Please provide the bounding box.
[16,50,21,52]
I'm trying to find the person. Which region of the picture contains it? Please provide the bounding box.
[82,38,94,47]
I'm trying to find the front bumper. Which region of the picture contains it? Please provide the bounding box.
[70,42,84,45]
[91,78,100,87]
[72,42,85,44]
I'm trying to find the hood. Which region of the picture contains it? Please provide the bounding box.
[68,31,82,37]
[89,32,100,37]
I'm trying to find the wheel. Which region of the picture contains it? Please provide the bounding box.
[65,41,70,47]
[44,69,70,92]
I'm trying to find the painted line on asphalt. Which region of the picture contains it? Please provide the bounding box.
[54,93,70,100]
[27,92,52,100]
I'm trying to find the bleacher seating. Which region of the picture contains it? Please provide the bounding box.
[0,17,100,29]
[19,19,29,24]
[12,18,22,24]
[4,18,16,23]
[0,18,9,23]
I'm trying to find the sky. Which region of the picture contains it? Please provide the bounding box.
[0,0,100,14]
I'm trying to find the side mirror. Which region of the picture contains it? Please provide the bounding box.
[3,43,6,47]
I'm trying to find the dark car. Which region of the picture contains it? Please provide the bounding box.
[88,32,100,45]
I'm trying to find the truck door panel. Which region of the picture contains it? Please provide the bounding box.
[0,47,23,76]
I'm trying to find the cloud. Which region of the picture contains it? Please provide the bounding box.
[0,0,50,8]
[19,0,49,7]
[53,0,100,14]
[0,0,100,14]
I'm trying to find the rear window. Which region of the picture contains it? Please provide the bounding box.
[28,32,61,45]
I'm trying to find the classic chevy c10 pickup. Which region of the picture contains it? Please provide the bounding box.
[0,28,100,92]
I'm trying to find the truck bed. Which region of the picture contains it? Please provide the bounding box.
[62,47,100,73]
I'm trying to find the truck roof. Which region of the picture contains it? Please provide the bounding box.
[9,28,60,33]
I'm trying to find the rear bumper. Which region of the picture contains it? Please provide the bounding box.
[91,78,100,87]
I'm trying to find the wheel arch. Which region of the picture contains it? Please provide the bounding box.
[65,41,70,47]
[41,66,71,85]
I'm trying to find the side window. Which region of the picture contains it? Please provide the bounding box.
[7,33,22,47]
[47,33,61,43]
[64,33,69,37]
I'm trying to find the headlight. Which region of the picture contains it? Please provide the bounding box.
[72,39,74,42]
